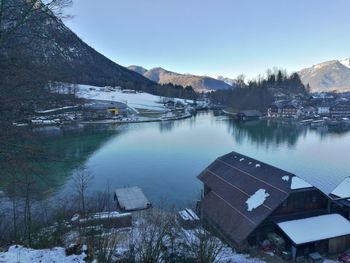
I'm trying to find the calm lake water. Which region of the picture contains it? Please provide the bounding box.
[30,112,350,208]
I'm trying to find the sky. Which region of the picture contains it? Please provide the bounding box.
[65,0,350,79]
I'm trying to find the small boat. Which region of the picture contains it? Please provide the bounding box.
[299,119,313,125]
[310,119,325,127]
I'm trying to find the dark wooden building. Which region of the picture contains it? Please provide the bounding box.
[236,110,262,121]
[198,151,350,259]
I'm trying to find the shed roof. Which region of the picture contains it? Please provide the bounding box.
[277,214,350,245]
[198,151,314,245]
[114,186,151,211]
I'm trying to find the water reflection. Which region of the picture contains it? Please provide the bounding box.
[1,112,350,207]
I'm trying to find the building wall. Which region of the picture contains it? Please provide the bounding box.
[272,190,328,218]
[329,235,350,254]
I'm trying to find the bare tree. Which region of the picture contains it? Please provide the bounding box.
[0,0,72,48]
[179,227,225,263]
[73,166,94,216]
[127,210,177,263]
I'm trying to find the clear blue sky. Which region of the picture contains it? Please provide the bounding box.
[65,0,350,79]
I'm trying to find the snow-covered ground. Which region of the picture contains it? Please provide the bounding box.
[0,245,86,263]
[59,84,194,112]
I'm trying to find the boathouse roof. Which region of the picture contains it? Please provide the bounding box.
[114,186,151,211]
[198,151,314,245]
[237,110,262,117]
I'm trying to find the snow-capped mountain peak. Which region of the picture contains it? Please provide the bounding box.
[298,59,350,92]
[340,58,350,69]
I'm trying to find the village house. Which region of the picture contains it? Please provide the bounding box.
[330,100,350,118]
[302,106,316,117]
[281,103,301,118]
[267,104,280,118]
[198,151,350,260]
[309,96,336,116]
[267,100,302,119]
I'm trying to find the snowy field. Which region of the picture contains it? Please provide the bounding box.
[58,84,194,112]
[0,245,86,263]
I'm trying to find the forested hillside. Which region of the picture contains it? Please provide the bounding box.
[209,70,308,110]
[0,0,196,123]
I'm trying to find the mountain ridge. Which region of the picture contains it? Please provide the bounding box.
[298,58,350,93]
[128,66,234,92]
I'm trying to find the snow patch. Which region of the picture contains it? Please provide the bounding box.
[0,245,86,263]
[246,189,270,212]
[290,176,312,190]
[239,158,245,162]
[56,84,194,112]
[331,177,350,199]
[282,175,289,182]
[340,58,350,69]
[255,163,261,168]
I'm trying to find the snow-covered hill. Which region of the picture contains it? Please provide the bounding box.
[62,85,194,111]
[298,59,350,92]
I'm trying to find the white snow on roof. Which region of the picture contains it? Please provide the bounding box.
[114,186,151,211]
[282,175,290,182]
[255,163,261,168]
[0,245,86,263]
[291,176,312,190]
[239,158,245,162]
[246,189,270,212]
[331,177,350,199]
[277,214,350,245]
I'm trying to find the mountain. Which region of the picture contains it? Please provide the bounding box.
[340,58,350,68]
[298,59,350,93]
[127,65,148,76]
[128,66,234,92]
[1,1,156,90]
[217,76,236,86]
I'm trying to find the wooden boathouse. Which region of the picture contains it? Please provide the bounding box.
[198,151,350,260]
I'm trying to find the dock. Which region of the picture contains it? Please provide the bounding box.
[114,186,152,212]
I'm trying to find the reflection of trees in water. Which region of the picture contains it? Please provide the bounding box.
[159,121,175,133]
[317,125,350,139]
[0,125,120,199]
[158,113,199,133]
[227,119,306,149]
[227,119,350,149]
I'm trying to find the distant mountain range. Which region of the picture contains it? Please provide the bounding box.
[128,66,234,92]
[298,58,350,93]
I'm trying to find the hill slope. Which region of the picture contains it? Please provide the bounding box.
[128,66,234,92]
[298,59,350,92]
[1,1,156,90]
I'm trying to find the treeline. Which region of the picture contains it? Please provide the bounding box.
[208,70,309,111]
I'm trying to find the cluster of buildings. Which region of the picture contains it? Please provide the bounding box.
[197,151,350,261]
[267,94,350,120]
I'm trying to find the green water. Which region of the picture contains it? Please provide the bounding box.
[2,112,350,207]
